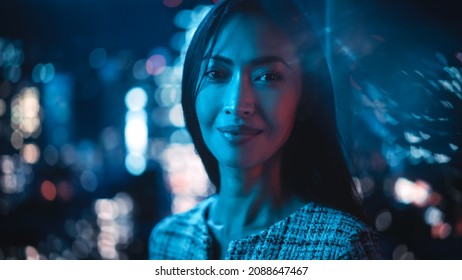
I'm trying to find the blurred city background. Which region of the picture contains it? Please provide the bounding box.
[0,0,461,260]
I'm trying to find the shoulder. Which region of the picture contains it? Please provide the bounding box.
[290,202,383,259]
[297,202,368,233]
[151,199,208,235]
[148,196,214,259]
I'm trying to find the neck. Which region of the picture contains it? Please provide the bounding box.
[208,154,294,239]
[206,153,307,259]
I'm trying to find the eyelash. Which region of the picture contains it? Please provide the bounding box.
[205,69,229,81]
[204,69,283,83]
[255,72,283,82]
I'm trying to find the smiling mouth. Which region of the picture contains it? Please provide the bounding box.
[217,125,262,144]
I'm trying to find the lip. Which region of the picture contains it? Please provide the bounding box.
[217,124,262,144]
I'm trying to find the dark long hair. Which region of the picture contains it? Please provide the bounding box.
[181,0,365,220]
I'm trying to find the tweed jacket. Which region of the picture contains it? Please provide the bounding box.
[149,195,383,260]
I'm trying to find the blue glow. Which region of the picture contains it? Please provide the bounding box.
[125,87,148,111]
[125,153,146,176]
[174,10,192,29]
[124,86,148,175]
[32,63,55,83]
[125,111,147,153]
[43,74,72,146]
[89,48,107,68]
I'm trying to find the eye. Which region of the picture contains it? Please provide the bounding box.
[205,69,229,81]
[255,72,283,82]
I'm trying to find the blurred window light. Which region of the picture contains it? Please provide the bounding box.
[174,10,192,29]
[1,156,14,174]
[32,63,55,83]
[359,175,375,198]
[100,126,120,150]
[169,103,185,127]
[43,75,72,147]
[89,48,107,69]
[10,130,24,150]
[72,240,90,259]
[132,59,149,80]
[392,244,414,260]
[375,209,393,232]
[431,222,452,239]
[3,65,21,83]
[145,4,214,214]
[382,144,407,168]
[124,87,148,176]
[95,199,117,220]
[41,180,57,201]
[1,41,24,66]
[80,170,98,192]
[94,193,134,259]
[125,87,148,111]
[21,143,40,164]
[170,128,192,144]
[404,131,422,144]
[114,192,134,216]
[43,145,59,166]
[151,107,173,127]
[163,0,182,8]
[0,98,5,116]
[409,145,434,164]
[125,153,146,176]
[449,143,459,151]
[155,86,180,107]
[125,111,148,152]
[154,66,177,86]
[146,54,167,76]
[10,87,41,139]
[0,155,27,194]
[170,32,186,51]
[77,140,100,170]
[424,206,445,226]
[60,144,78,166]
[57,180,73,201]
[394,177,431,207]
[160,143,212,213]
[25,246,40,260]
[434,153,451,163]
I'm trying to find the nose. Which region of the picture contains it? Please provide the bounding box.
[223,74,255,117]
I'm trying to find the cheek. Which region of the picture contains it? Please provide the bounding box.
[265,89,301,130]
[195,93,217,126]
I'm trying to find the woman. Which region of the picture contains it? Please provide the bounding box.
[149,0,383,259]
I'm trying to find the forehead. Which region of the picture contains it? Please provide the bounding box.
[209,12,298,64]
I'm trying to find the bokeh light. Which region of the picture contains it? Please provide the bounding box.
[125,87,148,111]
[41,180,57,201]
[89,48,107,68]
[10,87,41,139]
[163,0,183,8]
[145,54,166,76]
[21,143,40,164]
[0,98,6,116]
[125,111,148,152]
[32,63,55,83]
[124,87,148,176]
[94,193,134,259]
[394,177,431,207]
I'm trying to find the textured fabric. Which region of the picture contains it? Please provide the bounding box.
[149,195,383,260]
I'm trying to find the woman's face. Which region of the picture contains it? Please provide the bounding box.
[195,13,302,169]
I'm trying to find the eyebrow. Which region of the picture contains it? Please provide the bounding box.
[207,55,290,67]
